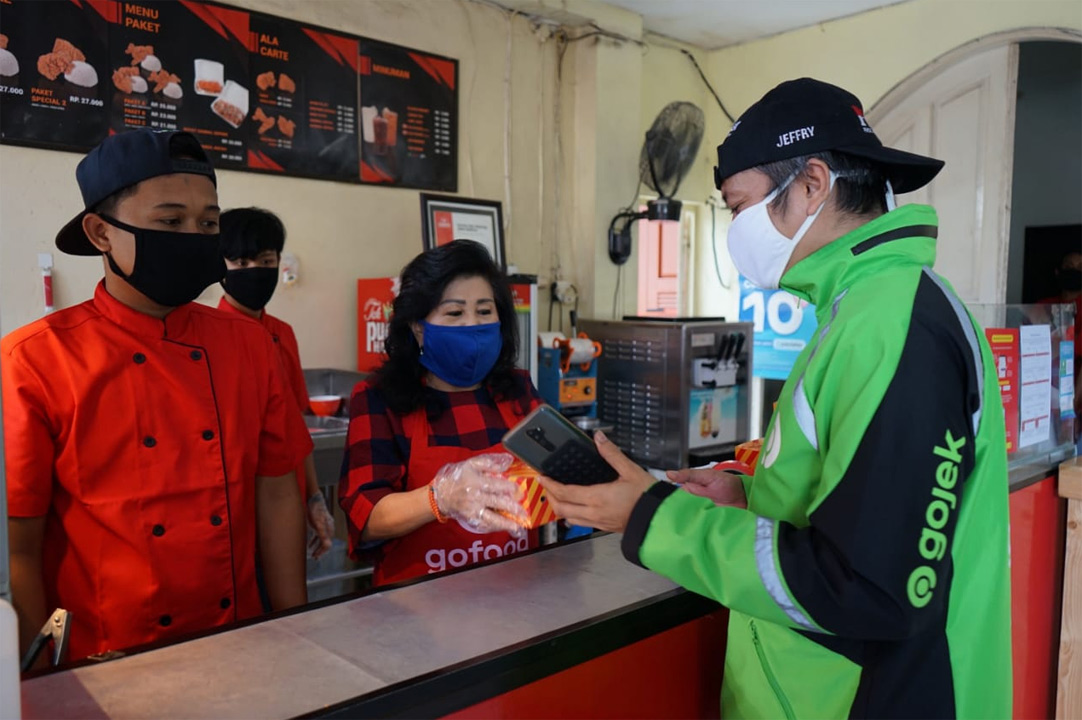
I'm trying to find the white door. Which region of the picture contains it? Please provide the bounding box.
[869,45,1019,304]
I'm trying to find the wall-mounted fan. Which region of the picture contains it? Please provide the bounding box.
[608,101,705,265]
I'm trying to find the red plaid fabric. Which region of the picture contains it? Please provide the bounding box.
[339,370,540,558]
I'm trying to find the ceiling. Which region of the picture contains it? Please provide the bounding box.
[497,0,909,50]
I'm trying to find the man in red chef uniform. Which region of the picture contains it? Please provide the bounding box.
[3,130,312,664]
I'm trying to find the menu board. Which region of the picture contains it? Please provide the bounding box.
[0,0,457,188]
[358,39,456,191]
[247,15,358,180]
[0,0,111,150]
[107,0,250,168]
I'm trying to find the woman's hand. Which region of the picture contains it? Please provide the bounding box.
[538,431,655,533]
[667,468,748,509]
[307,491,336,559]
[433,453,529,537]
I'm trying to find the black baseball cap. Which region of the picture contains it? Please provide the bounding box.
[56,130,217,256]
[714,78,944,194]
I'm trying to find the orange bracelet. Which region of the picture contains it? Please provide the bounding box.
[428,484,448,523]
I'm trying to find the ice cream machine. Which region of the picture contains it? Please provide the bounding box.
[536,332,602,421]
[579,318,754,469]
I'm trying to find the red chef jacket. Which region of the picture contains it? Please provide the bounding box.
[3,282,312,660]
[218,297,311,495]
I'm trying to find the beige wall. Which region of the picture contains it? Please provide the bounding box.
[707,0,1082,118]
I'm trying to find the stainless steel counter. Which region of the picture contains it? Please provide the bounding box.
[21,534,705,719]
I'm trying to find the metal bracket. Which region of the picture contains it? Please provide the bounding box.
[20,608,69,672]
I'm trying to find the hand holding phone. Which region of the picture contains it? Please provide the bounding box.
[502,405,618,485]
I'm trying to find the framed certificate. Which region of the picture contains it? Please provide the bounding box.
[420,193,505,269]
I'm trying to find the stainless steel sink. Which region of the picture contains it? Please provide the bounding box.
[305,415,350,433]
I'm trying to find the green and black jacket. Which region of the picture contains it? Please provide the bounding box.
[623,205,1012,719]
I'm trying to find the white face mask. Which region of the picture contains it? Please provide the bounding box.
[727,171,837,290]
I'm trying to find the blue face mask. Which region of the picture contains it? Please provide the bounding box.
[419,321,503,388]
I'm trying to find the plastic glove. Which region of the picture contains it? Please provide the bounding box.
[432,452,529,538]
[307,491,336,559]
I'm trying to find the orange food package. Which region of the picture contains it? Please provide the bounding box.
[277,115,295,138]
[500,460,557,529]
[256,70,276,91]
[278,73,295,93]
[734,438,762,472]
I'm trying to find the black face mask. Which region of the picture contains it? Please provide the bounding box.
[100,214,225,307]
[222,267,279,311]
[1059,268,1082,293]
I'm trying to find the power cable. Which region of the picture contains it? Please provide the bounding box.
[680,49,734,124]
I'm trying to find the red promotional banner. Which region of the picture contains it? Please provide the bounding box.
[986,328,1021,453]
[433,210,454,247]
[357,277,398,373]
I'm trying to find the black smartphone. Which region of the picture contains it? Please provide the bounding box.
[502,405,619,485]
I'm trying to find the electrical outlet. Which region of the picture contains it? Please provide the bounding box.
[553,281,576,304]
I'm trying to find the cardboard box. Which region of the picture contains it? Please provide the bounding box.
[504,460,557,528]
[735,439,762,472]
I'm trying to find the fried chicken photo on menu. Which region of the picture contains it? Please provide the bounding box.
[149,69,180,93]
[277,115,295,138]
[112,66,147,94]
[37,38,85,81]
[256,70,276,91]
[125,43,152,65]
[252,107,276,134]
[126,43,161,72]
[278,73,296,93]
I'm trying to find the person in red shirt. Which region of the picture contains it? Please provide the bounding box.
[3,130,311,665]
[340,240,535,586]
[217,207,334,558]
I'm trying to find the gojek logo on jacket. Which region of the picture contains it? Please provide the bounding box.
[908,429,966,608]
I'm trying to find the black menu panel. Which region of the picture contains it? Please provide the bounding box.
[108,0,249,168]
[0,0,456,190]
[0,0,111,150]
[247,14,358,180]
[358,38,456,191]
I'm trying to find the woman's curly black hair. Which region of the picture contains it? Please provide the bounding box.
[371,240,520,414]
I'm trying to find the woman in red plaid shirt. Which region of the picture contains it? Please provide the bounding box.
[340,241,541,585]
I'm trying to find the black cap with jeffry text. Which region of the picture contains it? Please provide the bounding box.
[714,78,944,194]
[56,130,217,256]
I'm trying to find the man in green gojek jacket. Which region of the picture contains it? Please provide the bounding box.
[540,78,1012,719]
